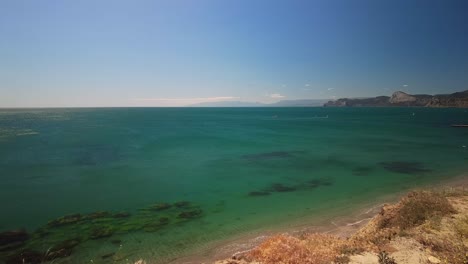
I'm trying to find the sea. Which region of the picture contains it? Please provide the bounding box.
[0,107,467,264]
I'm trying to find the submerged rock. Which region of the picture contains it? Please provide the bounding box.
[142,203,172,211]
[47,214,82,227]
[0,230,29,251]
[307,179,321,188]
[33,227,51,239]
[90,227,114,239]
[319,179,333,186]
[174,201,191,208]
[143,217,170,232]
[113,212,131,218]
[248,191,271,197]
[178,209,203,219]
[85,211,112,220]
[379,161,430,174]
[158,217,170,225]
[269,183,296,192]
[110,239,122,245]
[5,250,44,264]
[44,239,80,260]
[101,252,115,259]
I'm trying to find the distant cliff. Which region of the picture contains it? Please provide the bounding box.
[324,90,468,108]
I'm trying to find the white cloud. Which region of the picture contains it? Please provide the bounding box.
[327,88,335,91]
[269,93,285,99]
[403,84,408,87]
[134,96,239,102]
[305,84,310,87]
[132,96,240,106]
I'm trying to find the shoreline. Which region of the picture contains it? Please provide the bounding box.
[168,173,468,264]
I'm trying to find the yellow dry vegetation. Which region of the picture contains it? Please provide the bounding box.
[225,190,468,264]
[248,233,348,264]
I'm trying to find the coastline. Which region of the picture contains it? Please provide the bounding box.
[168,173,468,264]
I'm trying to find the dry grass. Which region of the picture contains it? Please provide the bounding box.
[223,191,468,264]
[247,233,348,264]
[416,233,467,264]
[378,191,456,230]
[454,215,468,238]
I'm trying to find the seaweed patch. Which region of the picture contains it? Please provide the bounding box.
[0,200,205,263]
[268,183,297,192]
[379,161,431,174]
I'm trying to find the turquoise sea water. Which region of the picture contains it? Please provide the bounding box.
[0,107,467,263]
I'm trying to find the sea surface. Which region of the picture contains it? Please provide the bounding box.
[0,107,467,263]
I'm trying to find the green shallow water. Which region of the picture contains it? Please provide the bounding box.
[0,107,468,263]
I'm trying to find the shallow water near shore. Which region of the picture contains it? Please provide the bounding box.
[1,107,468,263]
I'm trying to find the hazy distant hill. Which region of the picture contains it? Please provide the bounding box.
[189,99,328,107]
[268,99,328,107]
[188,101,264,107]
[324,90,468,108]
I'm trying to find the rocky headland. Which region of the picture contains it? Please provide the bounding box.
[324,90,468,108]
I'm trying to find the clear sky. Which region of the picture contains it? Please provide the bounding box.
[1,0,468,107]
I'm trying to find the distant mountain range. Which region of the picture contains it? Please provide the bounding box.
[324,90,468,108]
[188,99,328,107]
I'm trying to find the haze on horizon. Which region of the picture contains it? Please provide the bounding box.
[1,0,467,107]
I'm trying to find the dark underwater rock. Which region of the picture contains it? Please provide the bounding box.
[33,227,51,239]
[113,212,131,218]
[143,217,170,232]
[101,252,115,259]
[379,161,431,174]
[90,227,114,239]
[0,230,30,252]
[47,214,82,227]
[5,250,44,264]
[44,239,80,261]
[158,217,170,225]
[85,211,112,220]
[110,239,122,245]
[0,230,29,246]
[307,179,321,188]
[248,191,271,196]
[142,203,172,211]
[0,230,29,251]
[178,209,203,219]
[174,201,191,208]
[320,179,333,186]
[269,183,296,192]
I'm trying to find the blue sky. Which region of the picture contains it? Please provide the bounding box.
[1,0,468,107]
